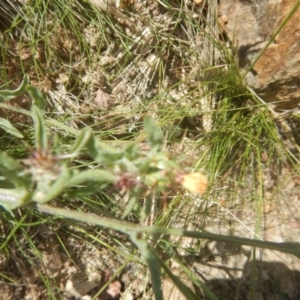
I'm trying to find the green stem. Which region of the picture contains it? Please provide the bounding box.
[37,203,300,258]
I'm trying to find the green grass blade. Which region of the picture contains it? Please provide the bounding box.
[131,234,163,300]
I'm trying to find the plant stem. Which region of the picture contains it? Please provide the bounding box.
[37,203,300,258]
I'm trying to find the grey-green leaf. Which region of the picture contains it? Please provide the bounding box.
[0,151,27,187]
[86,135,123,165]
[33,168,71,203]
[31,105,48,152]
[67,169,116,186]
[26,84,46,111]
[144,116,163,151]
[69,128,92,157]
[0,75,29,102]
[0,188,30,211]
[0,117,24,138]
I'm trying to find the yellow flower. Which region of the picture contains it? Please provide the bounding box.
[181,172,208,194]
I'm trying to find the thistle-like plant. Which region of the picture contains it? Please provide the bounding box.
[1,76,299,300]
